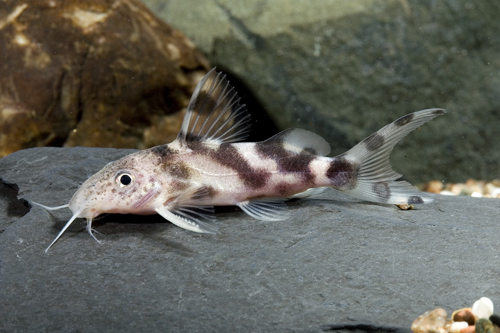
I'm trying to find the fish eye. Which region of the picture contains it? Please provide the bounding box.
[115,171,135,188]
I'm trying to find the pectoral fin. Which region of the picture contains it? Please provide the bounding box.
[156,184,218,233]
[156,205,217,234]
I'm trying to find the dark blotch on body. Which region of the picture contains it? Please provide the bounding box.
[363,133,385,151]
[275,182,295,196]
[212,144,270,189]
[373,182,391,200]
[407,195,424,204]
[255,142,316,184]
[151,145,172,159]
[168,162,191,179]
[394,113,415,127]
[326,156,358,190]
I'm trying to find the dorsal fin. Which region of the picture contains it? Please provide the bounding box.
[176,68,251,144]
[261,128,331,156]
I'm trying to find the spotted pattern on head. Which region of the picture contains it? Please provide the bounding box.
[211,144,271,189]
[373,182,391,200]
[255,141,316,184]
[394,113,415,127]
[363,133,385,151]
[326,155,358,190]
[408,195,424,204]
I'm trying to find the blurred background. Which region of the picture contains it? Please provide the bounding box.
[1,0,499,183]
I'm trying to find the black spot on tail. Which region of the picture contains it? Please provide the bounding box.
[363,133,385,151]
[212,144,270,189]
[408,195,424,204]
[394,113,415,127]
[432,109,445,115]
[326,156,358,190]
[373,182,391,201]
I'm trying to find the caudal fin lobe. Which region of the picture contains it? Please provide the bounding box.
[335,108,445,205]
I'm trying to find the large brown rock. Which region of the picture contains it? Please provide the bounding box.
[0,0,209,157]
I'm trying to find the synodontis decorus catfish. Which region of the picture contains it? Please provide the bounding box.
[33,69,445,252]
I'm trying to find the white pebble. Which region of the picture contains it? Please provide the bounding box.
[471,191,482,197]
[449,321,469,332]
[472,297,494,319]
[439,190,455,196]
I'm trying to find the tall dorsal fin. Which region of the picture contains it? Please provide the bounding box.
[177,68,251,144]
[261,128,331,156]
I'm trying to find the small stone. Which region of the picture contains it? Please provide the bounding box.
[490,314,500,327]
[449,321,470,333]
[459,326,476,333]
[439,190,456,196]
[485,184,500,198]
[424,180,444,193]
[397,203,414,210]
[476,318,494,333]
[449,183,467,195]
[465,179,485,195]
[472,297,494,319]
[411,308,447,333]
[452,308,476,325]
[490,315,500,333]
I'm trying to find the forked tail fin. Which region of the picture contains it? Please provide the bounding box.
[340,108,445,205]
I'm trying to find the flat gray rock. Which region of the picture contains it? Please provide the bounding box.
[1,147,498,332]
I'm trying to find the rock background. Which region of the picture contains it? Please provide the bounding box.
[1,147,499,331]
[0,0,208,157]
[142,0,500,183]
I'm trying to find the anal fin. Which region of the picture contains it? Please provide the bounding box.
[237,198,290,221]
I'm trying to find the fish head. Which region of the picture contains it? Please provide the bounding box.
[68,152,164,219]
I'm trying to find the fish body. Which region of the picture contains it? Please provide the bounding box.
[35,69,445,250]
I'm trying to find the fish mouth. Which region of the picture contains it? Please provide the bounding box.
[131,188,161,210]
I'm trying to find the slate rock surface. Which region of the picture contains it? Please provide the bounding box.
[0,147,499,332]
[0,0,208,157]
[142,0,500,182]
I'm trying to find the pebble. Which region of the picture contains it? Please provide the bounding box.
[412,297,498,333]
[449,321,469,332]
[473,297,494,319]
[411,308,448,333]
[421,179,500,198]
[475,318,494,333]
[397,203,414,210]
[452,308,475,325]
